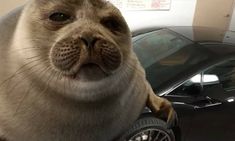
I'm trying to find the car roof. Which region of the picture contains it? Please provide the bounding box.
[131,26,235,45]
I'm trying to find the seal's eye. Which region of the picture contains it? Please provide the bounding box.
[49,12,71,22]
[101,17,123,33]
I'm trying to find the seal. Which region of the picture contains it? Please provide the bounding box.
[0,0,176,141]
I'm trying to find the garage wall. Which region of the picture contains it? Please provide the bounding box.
[121,0,197,30]
[1,0,234,31]
[0,0,197,30]
[0,0,26,16]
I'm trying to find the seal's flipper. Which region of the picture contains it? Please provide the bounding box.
[146,89,178,128]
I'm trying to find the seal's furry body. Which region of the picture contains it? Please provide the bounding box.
[0,1,175,141]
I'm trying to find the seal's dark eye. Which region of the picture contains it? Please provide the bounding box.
[49,12,71,22]
[101,17,123,33]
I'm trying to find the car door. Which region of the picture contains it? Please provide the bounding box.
[163,75,207,141]
[182,59,235,141]
[164,59,235,141]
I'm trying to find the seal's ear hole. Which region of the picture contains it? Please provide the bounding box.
[101,16,124,33]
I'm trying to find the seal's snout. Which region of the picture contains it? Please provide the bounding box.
[50,38,82,71]
[50,32,122,80]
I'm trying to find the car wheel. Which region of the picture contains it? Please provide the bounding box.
[124,115,175,141]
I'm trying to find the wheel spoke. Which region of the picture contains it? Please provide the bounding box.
[128,129,171,141]
[159,135,167,141]
[147,130,153,141]
[153,131,161,141]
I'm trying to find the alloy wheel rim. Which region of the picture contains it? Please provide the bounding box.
[128,128,171,141]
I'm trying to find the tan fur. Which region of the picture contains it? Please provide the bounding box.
[0,0,176,141]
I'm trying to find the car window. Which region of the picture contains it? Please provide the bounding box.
[132,29,211,91]
[133,29,192,68]
[204,60,235,91]
[172,60,235,99]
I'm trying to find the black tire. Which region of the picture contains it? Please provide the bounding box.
[123,115,175,141]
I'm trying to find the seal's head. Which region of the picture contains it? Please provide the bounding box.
[40,0,130,81]
[13,0,132,100]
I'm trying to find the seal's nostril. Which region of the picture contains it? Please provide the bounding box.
[80,35,98,49]
[80,37,89,47]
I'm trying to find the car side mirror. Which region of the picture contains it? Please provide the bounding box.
[182,74,219,96]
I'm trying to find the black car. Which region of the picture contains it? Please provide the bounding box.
[124,27,235,141]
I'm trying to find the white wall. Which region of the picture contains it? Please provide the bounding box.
[121,0,197,30]
[0,0,197,30]
[229,8,235,31]
[1,0,235,31]
[0,0,26,16]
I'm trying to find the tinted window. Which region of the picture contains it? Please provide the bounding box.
[133,29,192,68]
[133,29,210,91]
[204,60,235,91]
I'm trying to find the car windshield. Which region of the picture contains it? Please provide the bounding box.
[133,29,210,91]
